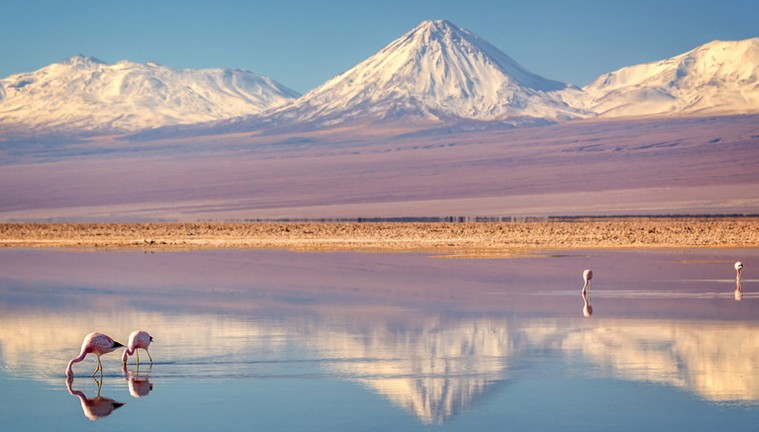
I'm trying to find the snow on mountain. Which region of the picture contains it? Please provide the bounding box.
[0,55,300,133]
[5,27,759,138]
[260,20,589,128]
[583,38,759,117]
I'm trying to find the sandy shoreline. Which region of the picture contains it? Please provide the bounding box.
[1,218,758,257]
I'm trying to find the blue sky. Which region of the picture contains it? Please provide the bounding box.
[2,0,758,93]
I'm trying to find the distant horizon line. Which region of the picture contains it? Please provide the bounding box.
[7,214,758,224]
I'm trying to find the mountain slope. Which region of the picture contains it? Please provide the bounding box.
[0,55,300,133]
[583,38,759,117]
[256,20,588,129]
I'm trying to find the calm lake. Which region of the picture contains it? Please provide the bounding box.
[1,248,758,431]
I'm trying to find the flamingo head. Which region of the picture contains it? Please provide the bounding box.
[582,269,593,283]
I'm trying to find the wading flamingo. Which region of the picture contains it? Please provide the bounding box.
[122,330,153,367]
[581,269,593,317]
[735,261,744,281]
[66,332,124,378]
[582,269,593,294]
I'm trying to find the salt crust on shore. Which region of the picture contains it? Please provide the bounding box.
[2,218,757,257]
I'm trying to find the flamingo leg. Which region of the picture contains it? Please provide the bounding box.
[146,349,153,365]
[92,356,103,377]
[135,350,140,366]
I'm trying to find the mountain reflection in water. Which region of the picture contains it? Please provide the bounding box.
[2,309,759,423]
[307,317,512,424]
[1,248,758,426]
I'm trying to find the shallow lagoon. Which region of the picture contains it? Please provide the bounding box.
[1,248,758,431]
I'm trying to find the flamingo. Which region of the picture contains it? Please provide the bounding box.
[122,330,154,367]
[735,261,743,281]
[582,269,593,294]
[581,269,593,317]
[66,332,124,378]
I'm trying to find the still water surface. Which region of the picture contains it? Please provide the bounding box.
[1,248,758,431]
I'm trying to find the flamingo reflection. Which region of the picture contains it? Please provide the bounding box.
[582,269,593,317]
[582,289,593,317]
[122,365,154,398]
[66,332,124,378]
[735,279,743,301]
[65,376,125,420]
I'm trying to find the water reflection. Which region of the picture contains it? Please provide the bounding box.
[122,366,154,398]
[0,311,288,380]
[308,318,511,424]
[1,249,759,426]
[65,377,125,420]
[736,279,743,301]
[581,289,593,317]
[3,309,759,423]
[559,319,759,401]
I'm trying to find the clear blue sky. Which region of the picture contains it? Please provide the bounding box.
[2,0,758,93]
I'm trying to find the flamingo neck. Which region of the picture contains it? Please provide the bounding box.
[66,351,87,376]
[122,347,136,362]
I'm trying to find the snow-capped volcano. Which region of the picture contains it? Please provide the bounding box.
[5,26,759,138]
[264,20,588,127]
[584,38,759,117]
[0,55,299,133]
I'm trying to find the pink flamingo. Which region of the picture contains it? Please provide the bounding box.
[581,269,593,317]
[66,332,124,378]
[122,330,154,367]
[582,269,593,293]
[735,261,743,280]
[735,261,744,301]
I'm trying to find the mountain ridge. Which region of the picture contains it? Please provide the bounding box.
[254,19,589,129]
[2,22,759,138]
[0,55,300,134]
[583,37,759,117]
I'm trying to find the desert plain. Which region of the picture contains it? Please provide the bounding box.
[2,115,759,222]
